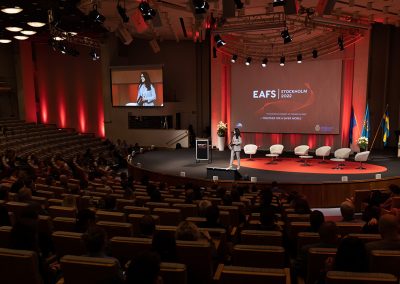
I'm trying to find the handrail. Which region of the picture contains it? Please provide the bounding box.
[165,131,188,146]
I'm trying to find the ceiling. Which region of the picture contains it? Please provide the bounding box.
[0,0,399,62]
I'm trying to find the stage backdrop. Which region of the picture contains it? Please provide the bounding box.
[230,59,342,134]
[211,34,369,151]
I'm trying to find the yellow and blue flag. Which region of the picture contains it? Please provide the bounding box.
[361,104,370,138]
[349,106,357,145]
[382,110,389,146]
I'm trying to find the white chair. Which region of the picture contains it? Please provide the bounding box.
[294,145,310,156]
[265,144,284,164]
[354,151,370,169]
[243,144,258,160]
[315,146,331,163]
[330,148,352,169]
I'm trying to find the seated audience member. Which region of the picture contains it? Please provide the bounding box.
[138,215,156,238]
[185,189,194,204]
[75,209,96,233]
[175,221,201,241]
[258,206,281,231]
[17,187,46,215]
[10,178,24,193]
[307,210,325,233]
[340,201,361,222]
[221,193,233,206]
[199,205,225,229]
[99,196,117,211]
[152,230,177,262]
[334,236,368,272]
[83,226,114,258]
[293,197,311,214]
[150,189,162,202]
[294,221,338,277]
[59,174,69,190]
[380,184,400,210]
[361,205,380,234]
[126,252,162,284]
[198,200,212,217]
[365,214,400,252]
[62,195,78,210]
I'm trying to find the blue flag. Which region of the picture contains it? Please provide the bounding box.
[361,104,370,138]
[382,110,389,146]
[349,106,357,145]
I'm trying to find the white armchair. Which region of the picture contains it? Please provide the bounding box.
[243,144,258,160]
[265,144,284,164]
[315,146,331,163]
[354,151,370,169]
[330,148,352,169]
[294,145,310,156]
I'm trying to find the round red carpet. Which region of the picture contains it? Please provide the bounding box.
[235,157,387,174]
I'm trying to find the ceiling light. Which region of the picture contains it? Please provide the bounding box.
[261,58,268,67]
[68,32,77,36]
[27,22,46,28]
[280,56,285,66]
[312,49,318,58]
[193,0,209,14]
[214,34,226,47]
[297,53,302,63]
[281,28,292,44]
[21,30,37,36]
[14,35,29,40]
[0,39,11,44]
[139,1,157,20]
[231,54,237,63]
[245,57,251,66]
[89,48,100,61]
[6,27,22,32]
[88,5,106,23]
[1,6,23,14]
[117,3,130,23]
[53,36,65,41]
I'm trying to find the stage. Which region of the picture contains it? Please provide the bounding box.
[131,148,398,183]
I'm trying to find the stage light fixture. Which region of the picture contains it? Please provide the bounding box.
[117,2,130,23]
[297,53,302,63]
[214,34,226,47]
[88,5,106,24]
[281,28,292,44]
[89,48,100,61]
[193,0,209,14]
[245,57,252,66]
[280,56,285,66]
[273,0,286,7]
[231,54,238,63]
[312,49,318,58]
[338,35,344,51]
[234,0,244,9]
[261,58,268,67]
[139,1,157,20]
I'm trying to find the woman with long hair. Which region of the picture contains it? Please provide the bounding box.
[228,128,242,170]
[137,71,156,106]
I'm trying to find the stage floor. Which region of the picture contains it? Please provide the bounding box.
[132,148,399,183]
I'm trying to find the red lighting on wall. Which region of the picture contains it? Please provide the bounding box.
[307,135,317,149]
[58,91,66,128]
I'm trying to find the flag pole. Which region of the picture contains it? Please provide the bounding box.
[369,104,389,152]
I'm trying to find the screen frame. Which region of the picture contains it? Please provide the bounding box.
[109,64,164,108]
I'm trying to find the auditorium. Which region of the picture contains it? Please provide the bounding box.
[1,0,400,283]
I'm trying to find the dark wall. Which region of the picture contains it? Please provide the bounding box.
[368,24,400,148]
[0,44,19,118]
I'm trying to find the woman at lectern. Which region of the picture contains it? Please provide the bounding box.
[229,128,242,170]
[136,72,156,106]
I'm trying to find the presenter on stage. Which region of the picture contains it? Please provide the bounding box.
[137,72,156,106]
[229,128,242,170]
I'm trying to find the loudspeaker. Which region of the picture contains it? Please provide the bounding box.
[207,167,242,180]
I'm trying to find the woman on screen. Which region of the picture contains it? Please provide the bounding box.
[228,128,242,170]
[137,72,156,106]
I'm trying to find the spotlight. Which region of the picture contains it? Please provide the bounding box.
[245,57,251,66]
[261,58,268,67]
[338,35,344,51]
[214,34,226,47]
[231,54,238,63]
[59,43,67,54]
[234,0,244,9]
[297,53,302,63]
[280,56,285,66]
[139,1,157,21]
[312,49,318,58]
[193,0,209,14]
[281,28,292,44]
[212,47,217,58]
[273,0,286,7]
[89,48,100,61]
[117,3,130,23]
[88,5,106,24]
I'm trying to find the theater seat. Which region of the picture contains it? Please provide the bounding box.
[326,271,397,284]
[109,236,152,267]
[244,144,258,160]
[160,262,187,284]
[0,248,43,284]
[240,230,283,246]
[369,250,400,279]
[307,247,337,284]
[96,221,133,238]
[52,231,86,259]
[214,264,290,284]
[232,244,285,268]
[60,255,121,284]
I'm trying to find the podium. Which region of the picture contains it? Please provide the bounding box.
[196,139,211,163]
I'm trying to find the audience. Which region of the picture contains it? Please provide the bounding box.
[307,210,325,233]
[339,201,360,222]
[175,221,201,241]
[199,204,225,229]
[138,215,156,238]
[126,252,162,284]
[152,230,177,262]
[75,209,96,233]
[334,236,368,272]
[365,214,400,252]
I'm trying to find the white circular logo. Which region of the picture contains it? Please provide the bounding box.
[315,124,320,132]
